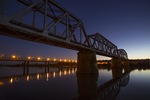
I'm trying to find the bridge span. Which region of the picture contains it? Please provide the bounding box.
[0,0,129,73]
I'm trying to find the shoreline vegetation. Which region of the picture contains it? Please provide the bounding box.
[97,59,150,69]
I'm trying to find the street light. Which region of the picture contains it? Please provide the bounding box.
[64,59,67,62]
[37,57,41,60]
[47,58,50,61]
[27,56,31,60]
[12,55,16,59]
[59,59,62,62]
[53,58,56,61]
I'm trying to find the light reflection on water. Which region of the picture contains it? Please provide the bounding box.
[0,66,150,100]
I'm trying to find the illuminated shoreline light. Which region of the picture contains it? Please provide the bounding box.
[27,56,31,60]
[64,59,67,62]
[59,59,62,62]
[37,57,41,60]
[11,55,16,59]
[53,58,56,61]
[47,58,50,61]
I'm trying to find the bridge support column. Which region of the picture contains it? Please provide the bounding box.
[122,60,130,72]
[77,51,98,74]
[111,58,122,68]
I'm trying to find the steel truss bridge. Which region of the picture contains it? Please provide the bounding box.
[0,0,128,59]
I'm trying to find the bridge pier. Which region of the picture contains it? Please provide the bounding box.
[111,58,122,69]
[111,58,130,73]
[77,51,98,74]
[122,60,129,66]
[122,60,130,72]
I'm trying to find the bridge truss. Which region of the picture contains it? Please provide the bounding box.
[0,0,128,59]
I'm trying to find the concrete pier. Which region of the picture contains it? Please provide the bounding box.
[77,51,98,74]
[122,60,130,66]
[111,58,130,73]
[122,60,130,72]
[111,58,122,68]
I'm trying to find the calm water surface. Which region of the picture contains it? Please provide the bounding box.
[0,66,150,100]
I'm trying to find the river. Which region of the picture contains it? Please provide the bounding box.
[0,65,150,100]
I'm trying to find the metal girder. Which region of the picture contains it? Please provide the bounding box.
[16,0,91,46]
[88,33,128,59]
[0,0,91,46]
[88,32,118,57]
[117,49,128,59]
[0,0,128,59]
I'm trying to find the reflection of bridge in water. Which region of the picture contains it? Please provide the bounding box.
[76,69,131,100]
[0,65,131,99]
[98,71,130,100]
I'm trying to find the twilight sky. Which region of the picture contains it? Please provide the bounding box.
[0,0,150,60]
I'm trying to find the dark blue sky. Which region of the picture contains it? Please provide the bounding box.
[0,0,150,60]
